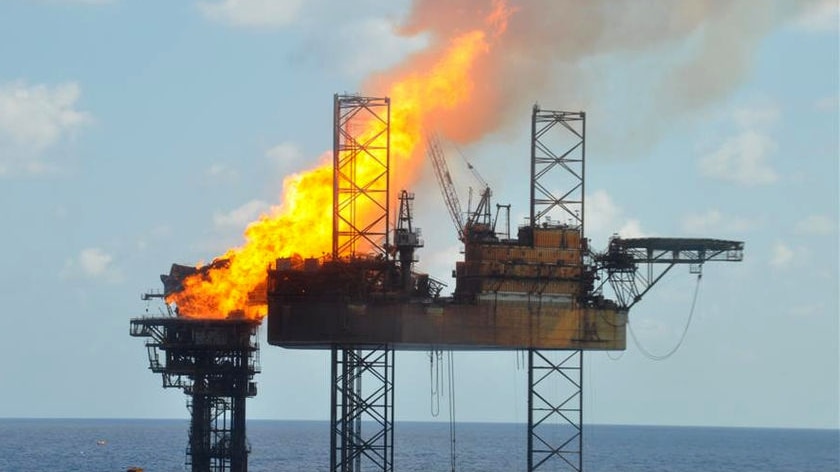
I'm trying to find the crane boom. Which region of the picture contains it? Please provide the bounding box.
[426,132,466,241]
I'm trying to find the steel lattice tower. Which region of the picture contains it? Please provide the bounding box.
[333,94,391,258]
[331,94,394,472]
[528,106,586,472]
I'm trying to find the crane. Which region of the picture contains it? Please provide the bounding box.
[426,132,466,242]
[426,132,499,242]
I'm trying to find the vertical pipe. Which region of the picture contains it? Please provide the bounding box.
[388,348,394,471]
[330,346,338,471]
[191,387,210,472]
[529,105,538,232]
[580,112,586,245]
[231,341,249,472]
[354,348,362,472]
[232,395,247,472]
[385,97,391,253]
[579,350,584,472]
[526,349,534,472]
[333,94,340,259]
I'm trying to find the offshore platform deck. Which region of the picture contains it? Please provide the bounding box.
[267,224,628,351]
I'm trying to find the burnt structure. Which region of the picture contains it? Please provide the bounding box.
[266,98,744,471]
[130,316,260,472]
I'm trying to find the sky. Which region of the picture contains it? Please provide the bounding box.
[0,0,837,430]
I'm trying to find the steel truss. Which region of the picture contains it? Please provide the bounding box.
[130,318,260,472]
[594,237,745,309]
[333,94,391,258]
[330,345,395,472]
[530,106,585,232]
[528,349,583,472]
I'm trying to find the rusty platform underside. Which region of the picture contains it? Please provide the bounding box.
[267,299,627,351]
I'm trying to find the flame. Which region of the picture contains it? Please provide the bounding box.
[168,2,513,319]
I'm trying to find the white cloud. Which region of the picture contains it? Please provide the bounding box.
[197,0,304,28]
[0,80,91,175]
[682,209,756,235]
[213,199,271,229]
[266,142,304,168]
[63,247,122,282]
[205,162,239,182]
[698,103,782,186]
[795,215,836,235]
[78,248,112,276]
[794,0,839,32]
[617,219,646,239]
[585,190,648,247]
[770,242,795,268]
[698,130,778,186]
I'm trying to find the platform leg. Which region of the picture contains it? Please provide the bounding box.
[331,345,394,472]
[527,349,583,471]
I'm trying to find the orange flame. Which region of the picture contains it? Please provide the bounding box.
[168,2,513,319]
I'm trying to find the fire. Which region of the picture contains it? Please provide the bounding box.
[168,1,513,319]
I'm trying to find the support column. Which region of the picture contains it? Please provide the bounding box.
[331,345,394,472]
[527,349,583,471]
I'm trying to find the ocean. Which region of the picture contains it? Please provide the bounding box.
[0,419,836,472]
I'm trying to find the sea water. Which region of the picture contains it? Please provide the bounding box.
[0,419,836,471]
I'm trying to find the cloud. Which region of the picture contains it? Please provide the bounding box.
[205,162,239,182]
[266,142,305,170]
[63,247,122,282]
[78,248,112,276]
[213,199,271,229]
[770,241,794,268]
[698,104,781,186]
[197,0,304,28]
[795,215,836,235]
[585,190,648,246]
[682,209,756,235]
[794,0,839,32]
[616,220,646,239]
[0,80,91,175]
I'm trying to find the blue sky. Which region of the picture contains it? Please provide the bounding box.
[0,0,837,429]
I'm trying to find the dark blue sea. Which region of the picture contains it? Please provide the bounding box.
[0,419,836,471]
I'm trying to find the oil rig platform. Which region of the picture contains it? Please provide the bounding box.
[264,95,743,471]
[132,94,743,472]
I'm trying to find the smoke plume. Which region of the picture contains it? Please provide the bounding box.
[366,0,811,153]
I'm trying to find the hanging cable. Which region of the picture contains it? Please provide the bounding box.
[447,350,457,472]
[629,273,703,361]
[430,350,444,417]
